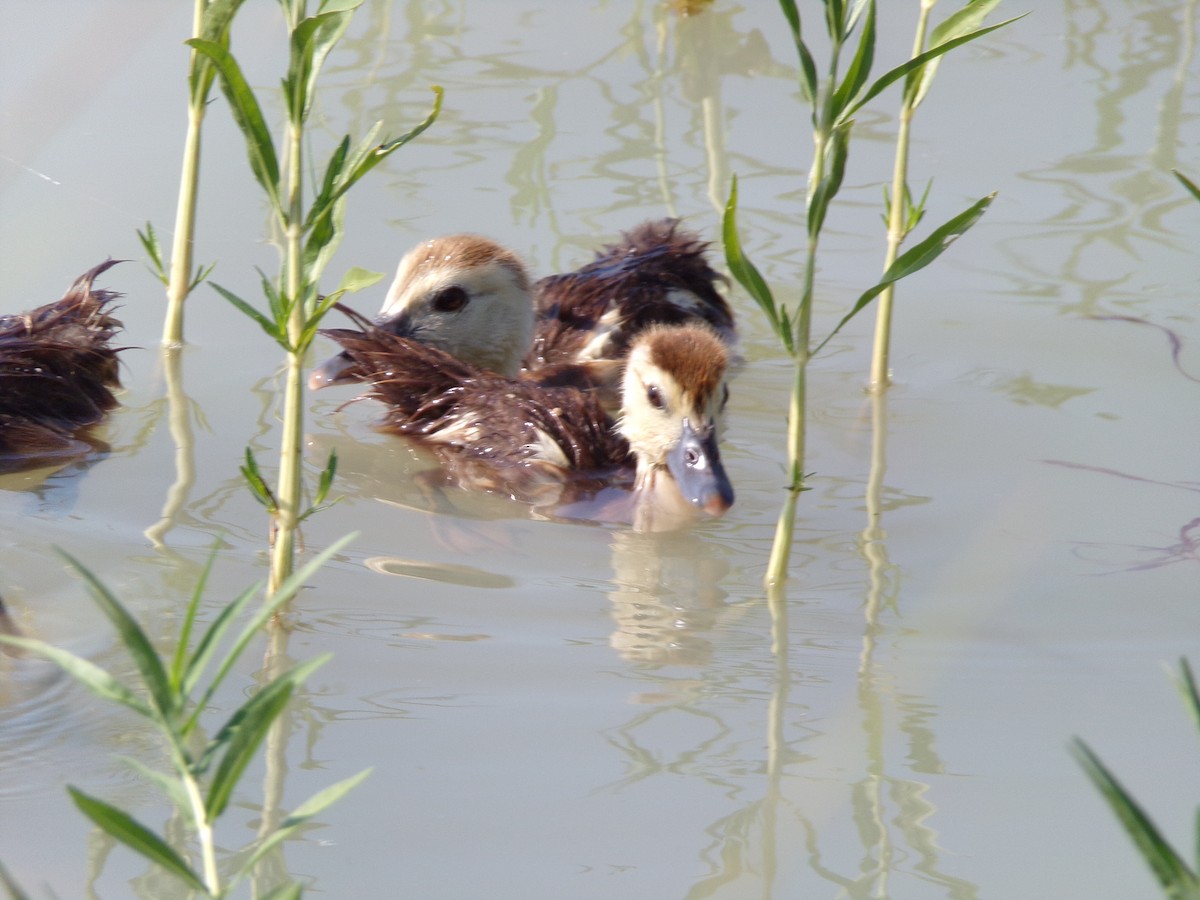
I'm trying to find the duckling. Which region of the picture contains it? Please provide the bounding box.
[0,260,124,469]
[322,320,734,529]
[309,220,734,403]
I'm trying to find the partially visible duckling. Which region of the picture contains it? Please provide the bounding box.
[322,320,734,529]
[0,260,124,469]
[309,220,734,405]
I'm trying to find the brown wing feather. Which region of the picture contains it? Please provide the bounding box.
[526,219,734,370]
[0,260,124,462]
[321,326,631,474]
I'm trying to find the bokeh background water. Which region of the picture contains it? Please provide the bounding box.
[2,1,1198,897]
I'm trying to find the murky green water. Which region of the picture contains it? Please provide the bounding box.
[2,1,1199,897]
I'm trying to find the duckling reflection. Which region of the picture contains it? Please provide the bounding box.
[606,528,732,667]
[0,260,124,474]
[322,321,734,530]
[310,219,735,406]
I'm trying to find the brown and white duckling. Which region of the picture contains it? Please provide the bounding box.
[0,259,124,469]
[322,320,734,527]
[309,219,734,403]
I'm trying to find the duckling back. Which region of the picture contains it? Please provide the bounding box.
[0,260,124,467]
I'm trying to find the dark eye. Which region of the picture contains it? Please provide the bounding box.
[431,285,469,313]
[646,384,665,410]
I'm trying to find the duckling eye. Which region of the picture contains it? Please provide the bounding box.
[646,384,665,410]
[431,285,469,313]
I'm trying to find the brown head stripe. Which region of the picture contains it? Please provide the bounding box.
[641,323,727,407]
[411,235,530,293]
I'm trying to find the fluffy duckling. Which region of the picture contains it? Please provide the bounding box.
[322,320,734,528]
[0,260,124,469]
[309,220,734,402]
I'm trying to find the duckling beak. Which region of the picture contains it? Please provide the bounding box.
[667,418,734,517]
[309,311,417,390]
[308,352,355,389]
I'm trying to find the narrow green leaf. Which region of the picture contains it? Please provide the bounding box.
[1173,659,1200,736]
[58,551,175,720]
[908,0,1003,109]
[0,859,31,900]
[181,582,263,704]
[186,38,281,212]
[169,543,221,692]
[845,15,1027,120]
[187,535,357,729]
[259,884,303,900]
[777,0,818,104]
[314,449,338,507]
[807,121,851,240]
[116,755,190,815]
[814,192,995,354]
[1174,170,1200,204]
[289,7,359,123]
[0,635,152,719]
[723,176,783,344]
[336,266,386,295]
[832,0,876,113]
[210,282,284,344]
[331,87,444,201]
[236,769,371,879]
[204,680,297,819]
[67,787,208,893]
[1071,740,1200,892]
[192,0,250,104]
[137,222,168,285]
[240,447,278,512]
[189,261,216,293]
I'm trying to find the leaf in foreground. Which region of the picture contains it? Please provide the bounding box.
[68,787,208,894]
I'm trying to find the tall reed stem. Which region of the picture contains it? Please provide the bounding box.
[269,120,307,596]
[869,0,937,392]
[163,101,204,348]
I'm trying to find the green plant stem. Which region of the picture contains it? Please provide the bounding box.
[869,0,936,392]
[164,101,204,348]
[269,120,307,596]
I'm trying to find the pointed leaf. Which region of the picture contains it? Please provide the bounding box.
[67,787,207,893]
[336,266,385,295]
[908,0,1003,109]
[1174,169,1200,204]
[0,635,152,719]
[1173,658,1200,736]
[288,7,359,123]
[832,0,876,113]
[236,769,371,879]
[186,38,281,212]
[187,535,357,730]
[1071,740,1200,891]
[844,15,1027,120]
[210,282,284,344]
[204,681,295,819]
[723,176,785,348]
[807,121,851,240]
[58,551,175,720]
[170,542,220,691]
[814,192,995,354]
[116,755,190,815]
[137,222,168,285]
[181,582,263,704]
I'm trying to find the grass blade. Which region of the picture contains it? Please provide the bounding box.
[723,175,788,351]
[68,787,208,893]
[845,16,1026,119]
[210,281,283,344]
[832,0,876,113]
[1174,170,1200,204]
[170,542,220,692]
[0,635,152,718]
[236,768,371,879]
[204,680,296,819]
[186,38,281,212]
[1071,740,1200,893]
[58,551,175,720]
[181,581,263,703]
[815,192,994,354]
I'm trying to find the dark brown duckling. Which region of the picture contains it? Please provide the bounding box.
[310,220,735,406]
[0,259,124,470]
[323,319,734,530]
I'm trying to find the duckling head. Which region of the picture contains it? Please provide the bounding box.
[309,234,533,389]
[618,323,734,520]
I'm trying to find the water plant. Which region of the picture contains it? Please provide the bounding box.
[1073,659,1200,898]
[722,0,1016,587]
[139,0,248,348]
[187,0,440,592]
[0,538,363,898]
